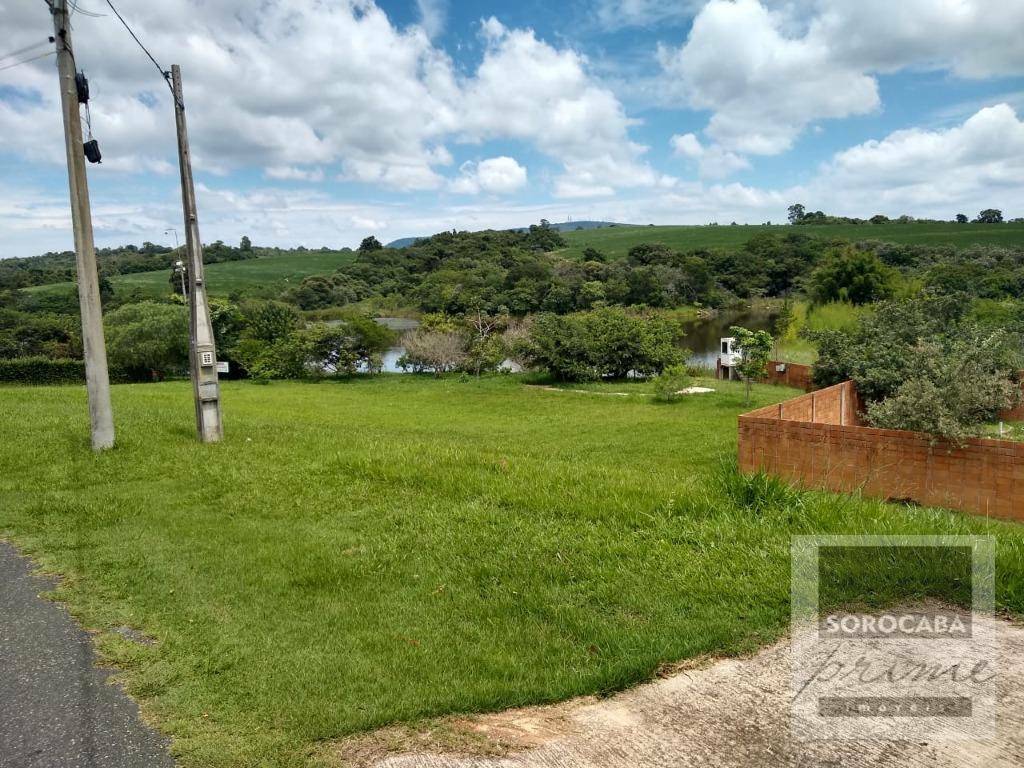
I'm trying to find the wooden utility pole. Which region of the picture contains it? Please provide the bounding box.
[50,0,115,451]
[171,65,223,443]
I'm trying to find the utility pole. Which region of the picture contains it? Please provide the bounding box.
[171,64,222,443]
[50,0,115,451]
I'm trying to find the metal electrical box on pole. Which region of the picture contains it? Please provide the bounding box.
[50,0,115,451]
[171,64,223,443]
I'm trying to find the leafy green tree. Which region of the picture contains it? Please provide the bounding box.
[104,301,189,380]
[520,308,681,381]
[240,235,252,251]
[808,247,896,305]
[955,214,969,224]
[652,364,692,403]
[974,209,1004,224]
[787,203,806,223]
[809,293,1022,441]
[358,236,383,252]
[730,325,773,405]
[865,331,1020,444]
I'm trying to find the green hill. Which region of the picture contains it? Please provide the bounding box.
[22,249,358,301]
[558,222,1024,261]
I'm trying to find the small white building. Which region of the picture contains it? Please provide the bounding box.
[718,336,742,380]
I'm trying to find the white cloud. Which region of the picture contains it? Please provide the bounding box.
[815,103,1024,214]
[461,18,663,197]
[659,0,879,156]
[265,166,326,182]
[658,0,1024,167]
[0,2,656,201]
[670,132,751,178]
[451,157,528,195]
[594,0,704,29]
[416,0,448,39]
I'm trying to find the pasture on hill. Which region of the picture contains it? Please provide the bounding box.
[557,222,1024,261]
[22,248,358,300]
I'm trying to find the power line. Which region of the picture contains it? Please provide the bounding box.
[0,50,56,73]
[102,0,175,101]
[0,39,52,63]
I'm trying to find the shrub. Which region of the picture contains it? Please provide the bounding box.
[811,294,1023,442]
[519,308,682,382]
[807,246,896,306]
[104,301,189,381]
[0,356,85,385]
[652,363,692,403]
[730,325,773,405]
[399,329,468,374]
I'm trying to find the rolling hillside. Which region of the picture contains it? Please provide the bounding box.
[22,249,358,300]
[557,222,1024,261]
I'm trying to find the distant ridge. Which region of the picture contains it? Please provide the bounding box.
[385,220,631,249]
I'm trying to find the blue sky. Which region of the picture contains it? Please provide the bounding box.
[2,0,1024,257]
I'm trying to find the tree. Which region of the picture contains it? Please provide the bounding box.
[519,308,681,382]
[358,236,383,252]
[787,204,806,224]
[104,301,189,381]
[807,246,896,305]
[240,235,252,251]
[975,209,1004,224]
[807,293,1022,441]
[864,331,1020,444]
[955,213,969,224]
[399,329,467,375]
[730,326,773,405]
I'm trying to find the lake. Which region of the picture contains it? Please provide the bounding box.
[373,308,777,374]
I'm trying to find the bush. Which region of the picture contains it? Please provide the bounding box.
[0,356,85,385]
[399,329,468,374]
[811,293,1023,442]
[807,246,896,306]
[519,307,682,381]
[652,363,692,403]
[105,301,189,381]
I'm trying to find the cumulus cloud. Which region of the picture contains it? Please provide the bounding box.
[658,0,1024,169]
[461,18,665,197]
[416,0,448,39]
[0,2,656,199]
[659,0,879,156]
[815,103,1024,214]
[265,166,326,182]
[594,0,705,28]
[670,132,751,178]
[450,157,528,195]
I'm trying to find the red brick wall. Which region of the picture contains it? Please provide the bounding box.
[738,382,1024,521]
[764,361,814,392]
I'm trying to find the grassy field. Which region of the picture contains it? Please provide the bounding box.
[23,249,357,300]
[559,222,1024,260]
[2,376,1024,767]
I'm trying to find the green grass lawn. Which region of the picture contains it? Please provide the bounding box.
[559,222,1024,260]
[2,376,1024,767]
[23,249,357,301]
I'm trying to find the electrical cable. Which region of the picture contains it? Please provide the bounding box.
[0,50,56,73]
[0,40,52,63]
[102,0,176,103]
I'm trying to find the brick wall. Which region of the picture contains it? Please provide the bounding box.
[738,381,1024,521]
[764,361,814,392]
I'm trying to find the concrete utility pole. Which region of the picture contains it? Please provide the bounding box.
[50,0,115,451]
[171,65,223,443]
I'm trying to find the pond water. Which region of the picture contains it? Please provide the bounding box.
[681,307,777,368]
[373,307,777,374]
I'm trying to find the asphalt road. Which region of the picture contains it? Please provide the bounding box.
[0,542,175,768]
